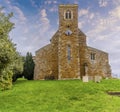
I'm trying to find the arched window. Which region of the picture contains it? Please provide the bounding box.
[67,45,71,62]
[65,10,72,19]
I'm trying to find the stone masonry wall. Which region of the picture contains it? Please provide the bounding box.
[34,31,59,80]
[58,5,80,79]
[78,29,87,78]
[86,47,111,78]
[34,44,52,79]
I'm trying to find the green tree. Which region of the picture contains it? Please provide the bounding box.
[23,52,35,80]
[0,7,23,90]
[0,8,15,71]
[0,38,16,90]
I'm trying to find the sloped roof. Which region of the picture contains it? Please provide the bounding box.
[36,44,51,54]
[51,30,59,41]
[87,46,108,54]
[78,28,86,37]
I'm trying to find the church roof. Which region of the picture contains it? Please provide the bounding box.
[87,46,108,54]
[78,29,86,37]
[36,44,51,54]
[51,30,59,42]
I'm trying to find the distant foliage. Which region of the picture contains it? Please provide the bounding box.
[12,53,24,82]
[0,7,23,90]
[23,52,35,80]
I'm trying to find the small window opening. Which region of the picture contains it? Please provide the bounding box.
[91,53,95,60]
[67,45,71,62]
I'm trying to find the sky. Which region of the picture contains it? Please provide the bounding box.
[0,0,120,77]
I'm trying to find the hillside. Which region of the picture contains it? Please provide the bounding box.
[0,79,120,112]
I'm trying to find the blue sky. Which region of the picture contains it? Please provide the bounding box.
[0,0,120,77]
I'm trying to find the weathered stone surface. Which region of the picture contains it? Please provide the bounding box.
[94,76,102,82]
[82,76,89,82]
[86,47,111,78]
[58,5,80,79]
[34,4,111,80]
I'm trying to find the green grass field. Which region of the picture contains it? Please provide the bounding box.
[0,79,120,112]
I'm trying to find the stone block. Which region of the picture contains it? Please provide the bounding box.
[94,76,102,82]
[88,76,94,81]
[82,76,89,82]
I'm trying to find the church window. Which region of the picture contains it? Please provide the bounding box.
[65,10,72,19]
[67,45,71,62]
[91,53,95,60]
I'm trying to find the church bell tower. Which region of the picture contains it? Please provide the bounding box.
[58,4,80,79]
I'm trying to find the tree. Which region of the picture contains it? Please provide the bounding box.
[0,38,16,90]
[12,53,24,82]
[0,7,23,90]
[0,9,15,71]
[23,52,35,80]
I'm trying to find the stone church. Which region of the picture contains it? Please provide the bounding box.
[34,4,111,80]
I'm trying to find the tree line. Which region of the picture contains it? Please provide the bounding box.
[0,7,34,90]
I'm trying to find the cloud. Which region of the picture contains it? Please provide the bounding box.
[49,5,58,12]
[4,0,11,5]
[89,13,95,19]
[112,0,120,6]
[44,0,52,4]
[109,6,120,20]
[79,9,95,20]
[19,8,53,55]
[99,0,108,7]
[87,5,120,41]
[2,0,27,24]
[30,0,38,8]
[44,0,57,4]
[13,6,27,23]
[40,9,50,31]
[74,0,79,4]
[53,1,57,4]
[11,7,53,56]
[79,9,89,17]
[78,21,84,28]
[40,9,47,17]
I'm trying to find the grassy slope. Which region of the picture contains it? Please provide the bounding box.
[0,79,120,112]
